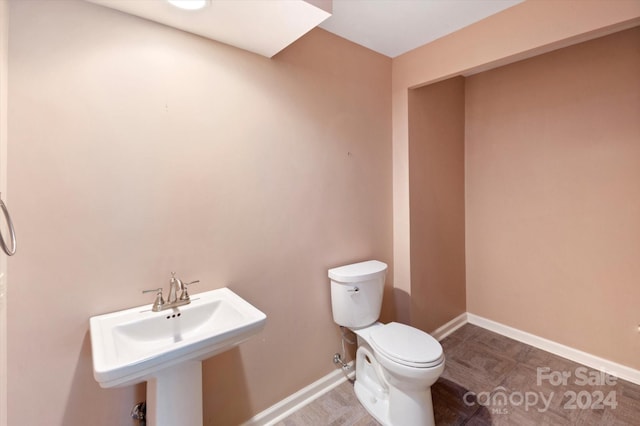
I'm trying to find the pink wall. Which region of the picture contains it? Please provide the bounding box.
[392,0,640,326]
[398,1,640,371]
[0,2,7,425]
[6,1,391,424]
[6,0,640,423]
[408,78,466,332]
[466,27,640,370]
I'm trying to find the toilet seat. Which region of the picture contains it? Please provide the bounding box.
[370,322,444,368]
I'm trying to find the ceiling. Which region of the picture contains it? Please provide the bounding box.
[86,0,331,57]
[321,0,523,58]
[86,0,524,58]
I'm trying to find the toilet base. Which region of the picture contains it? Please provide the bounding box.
[352,339,438,426]
[388,385,435,426]
[355,379,436,426]
[354,379,390,426]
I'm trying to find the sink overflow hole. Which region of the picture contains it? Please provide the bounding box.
[165,313,182,320]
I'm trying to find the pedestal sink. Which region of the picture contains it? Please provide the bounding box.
[89,287,267,426]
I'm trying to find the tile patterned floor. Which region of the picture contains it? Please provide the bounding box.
[277,324,640,425]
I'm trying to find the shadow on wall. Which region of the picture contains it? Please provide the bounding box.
[63,331,146,425]
[391,285,462,335]
[202,346,251,425]
[63,332,252,425]
[391,287,411,325]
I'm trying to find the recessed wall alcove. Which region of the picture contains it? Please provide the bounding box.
[408,76,466,333]
[407,26,640,370]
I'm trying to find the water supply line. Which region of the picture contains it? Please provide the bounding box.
[333,326,356,382]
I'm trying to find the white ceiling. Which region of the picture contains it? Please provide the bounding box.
[86,0,524,58]
[86,0,331,57]
[322,0,524,58]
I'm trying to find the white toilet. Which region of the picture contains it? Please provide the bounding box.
[328,260,445,426]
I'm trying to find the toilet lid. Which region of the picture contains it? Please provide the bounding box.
[370,322,444,368]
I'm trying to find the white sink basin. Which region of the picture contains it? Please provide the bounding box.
[90,287,267,389]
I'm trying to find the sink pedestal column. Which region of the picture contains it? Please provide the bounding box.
[147,360,203,426]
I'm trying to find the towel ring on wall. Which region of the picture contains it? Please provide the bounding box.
[0,193,16,256]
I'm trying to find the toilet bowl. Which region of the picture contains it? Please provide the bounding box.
[328,261,445,426]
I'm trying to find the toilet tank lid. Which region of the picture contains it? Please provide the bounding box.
[328,260,387,283]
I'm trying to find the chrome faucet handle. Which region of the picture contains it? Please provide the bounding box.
[179,280,200,301]
[142,288,165,311]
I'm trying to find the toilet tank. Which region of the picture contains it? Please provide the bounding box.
[328,260,387,329]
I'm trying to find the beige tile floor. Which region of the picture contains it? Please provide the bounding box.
[277,324,640,425]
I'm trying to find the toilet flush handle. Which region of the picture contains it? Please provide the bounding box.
[348,286,359,293]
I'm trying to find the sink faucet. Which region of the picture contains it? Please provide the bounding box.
[143,272,200,312]
[168,272,183,304]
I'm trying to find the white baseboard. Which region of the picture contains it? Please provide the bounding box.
[430,312,468,341]
[467,313,640,386]
[242,317,466,425]
[241,362,354,426]
[245,314,640,425]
